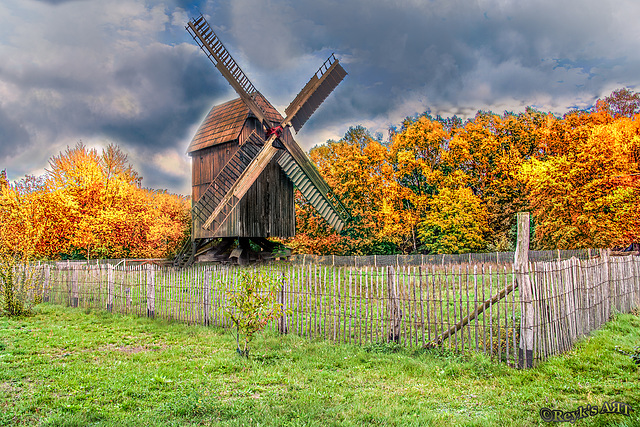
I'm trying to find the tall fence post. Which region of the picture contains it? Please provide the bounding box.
[71,265,79,308]
[600,248,613,315]
[387,266,402,342]
[203,269,211,326]
[631,254,639,308]
[147,264,155,318]
[516,212,534,368]
[633,255,640,308]
[278,268,289,334]
[106,264,114,312]
[42,265,50,303]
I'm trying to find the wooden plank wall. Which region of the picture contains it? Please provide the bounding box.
[190,118,295,239]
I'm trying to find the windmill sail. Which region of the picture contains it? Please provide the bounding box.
[186,16,270,125]
[193,131,264,231]
[277,151,347,232]
[203,139,281,234]
[199,55,350,235]
[285,54,347,133]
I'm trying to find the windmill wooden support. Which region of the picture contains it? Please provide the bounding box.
[174,15,348,267]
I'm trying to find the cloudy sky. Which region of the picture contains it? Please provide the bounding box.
[1,0,639,194]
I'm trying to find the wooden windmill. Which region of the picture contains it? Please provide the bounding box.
[174,15,348,266]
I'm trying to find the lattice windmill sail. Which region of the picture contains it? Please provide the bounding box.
[175,15,348,266]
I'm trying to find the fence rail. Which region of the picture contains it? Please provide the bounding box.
[290,249,595,267]
[33,253,640,367]
[30,249,595,269]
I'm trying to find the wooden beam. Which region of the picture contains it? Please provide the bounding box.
[202,136,279,230]
[428,281,517,348]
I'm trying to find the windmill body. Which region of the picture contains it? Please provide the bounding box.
[174,15,347,267]
[188,95,295,240]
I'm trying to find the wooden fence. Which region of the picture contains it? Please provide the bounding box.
[35,253,640,367]
[289,249,594,267]
[528,254,639,360]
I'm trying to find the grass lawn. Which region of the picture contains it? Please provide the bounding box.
[1,304,639,426]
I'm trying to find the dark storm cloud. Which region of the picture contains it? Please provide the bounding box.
[100,43,227,150]
[0,39,226,152]
[0,108,30,157]
[218,0,640,125]
[1,0,639,194]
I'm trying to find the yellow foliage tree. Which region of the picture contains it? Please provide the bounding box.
[292,126,416,254]
[417,187,490,254]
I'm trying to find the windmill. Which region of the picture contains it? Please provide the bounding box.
[173,15,348,267]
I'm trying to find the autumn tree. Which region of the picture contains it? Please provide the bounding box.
[447,109,550,249]
[418,187,490,254]
[0,174,46,257]
[599,88,640,118]
[0,170,7,190]
[0,173,46,316]
[388,116,451,251]
[0,143,190,260]
[291,126,413,254]
[521,116,640,248]
[289,87,639,255]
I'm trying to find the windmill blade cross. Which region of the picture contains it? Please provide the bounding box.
[186,15,349,236]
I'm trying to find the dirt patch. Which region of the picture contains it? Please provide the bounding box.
[48,343,169,359]
[0,382,15,394]
[116,345,167,354]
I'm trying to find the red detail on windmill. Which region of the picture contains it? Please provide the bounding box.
[266,125,284,138]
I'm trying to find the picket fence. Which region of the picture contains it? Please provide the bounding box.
[289,249,594,267]
[35,253,640,367]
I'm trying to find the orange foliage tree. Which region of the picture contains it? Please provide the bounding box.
[521,113,640,249]
[290,88,640,254]
[290,126,413,255]
[0,143,190,259]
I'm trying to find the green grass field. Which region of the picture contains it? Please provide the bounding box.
[1,304,639,426]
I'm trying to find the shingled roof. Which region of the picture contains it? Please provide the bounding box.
[187,93,284,154]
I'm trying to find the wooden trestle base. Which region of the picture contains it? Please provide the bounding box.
[193,237,291,265]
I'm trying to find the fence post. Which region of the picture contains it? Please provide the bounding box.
[632,255,639,308]
[147,264,155,318]
[43,265,50,303]
[599,248,612,317]
[204,270,211,326]
[516,212,534,368]
[71,265,79,308]
[387,266,402,342]
[106,264,114,312]
[278,269,288,334]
